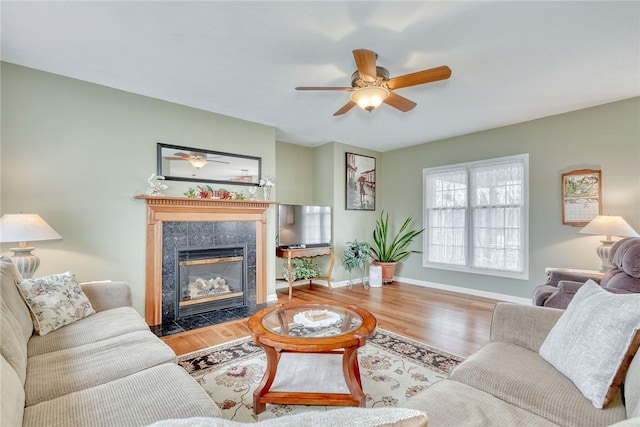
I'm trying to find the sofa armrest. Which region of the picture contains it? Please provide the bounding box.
[543,268,604,288]
[80,281,132,312]
[556,280,586,294]
[490,303,564,352]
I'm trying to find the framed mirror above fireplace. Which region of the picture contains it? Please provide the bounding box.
[157,142,262,185]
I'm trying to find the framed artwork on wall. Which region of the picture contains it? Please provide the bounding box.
[346,152,376,211]
[561,169,602,227]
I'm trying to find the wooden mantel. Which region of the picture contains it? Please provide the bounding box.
[135,195,276,326]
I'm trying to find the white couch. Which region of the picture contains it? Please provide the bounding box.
[0,256,222,426]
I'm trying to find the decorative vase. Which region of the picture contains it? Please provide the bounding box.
[263,186,272,200]
[248,187,257,200]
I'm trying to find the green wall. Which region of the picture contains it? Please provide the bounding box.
[1,62,277,314]
[380,97,640,299]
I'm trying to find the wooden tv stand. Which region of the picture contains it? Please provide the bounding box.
[276,246,334,299]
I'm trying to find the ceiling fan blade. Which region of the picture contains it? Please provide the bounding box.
[333,101,357,116]
[296,86,351,91]
[353,49,377,82]
[387,66,452,90]
[164,157,187,160]
[383,91,417,112]
[174,152,191,158]
[208,160,231,164]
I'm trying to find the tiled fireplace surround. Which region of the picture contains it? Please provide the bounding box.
[136,196,273,336]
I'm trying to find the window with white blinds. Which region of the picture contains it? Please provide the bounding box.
[423,154,529,279]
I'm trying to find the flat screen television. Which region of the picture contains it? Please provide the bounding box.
[278,204,332,248]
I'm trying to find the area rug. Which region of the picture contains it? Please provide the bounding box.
[177,329,463,423]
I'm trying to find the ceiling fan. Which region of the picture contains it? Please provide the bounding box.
[164,151,230,169]
[296,49,451,116]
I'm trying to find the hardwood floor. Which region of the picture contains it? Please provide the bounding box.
[161,282,500,358]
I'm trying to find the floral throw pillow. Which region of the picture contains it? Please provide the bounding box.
[16,272,95,336]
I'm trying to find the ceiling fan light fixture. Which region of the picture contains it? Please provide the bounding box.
[188,155,208,169]
[350,86,389,112]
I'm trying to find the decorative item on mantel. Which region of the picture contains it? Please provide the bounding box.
[579,215,639,272]
[146,173,168,196]
[248,186,258,200]
[258,176,275,200]
[183,185,247,200]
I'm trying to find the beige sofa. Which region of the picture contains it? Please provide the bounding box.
[0,256,222,426]
[404,303,640,427]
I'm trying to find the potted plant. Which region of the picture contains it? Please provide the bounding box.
[282,258,321,282]
[370,211,425,284]
[341,240,371,288]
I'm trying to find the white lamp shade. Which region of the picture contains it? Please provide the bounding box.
[0,214,62,244]
[350,86,389,111]
[579,215,639,239]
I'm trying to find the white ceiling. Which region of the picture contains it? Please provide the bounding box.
[2,1,639,152]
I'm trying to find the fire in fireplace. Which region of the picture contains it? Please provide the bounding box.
[175,245,247,319]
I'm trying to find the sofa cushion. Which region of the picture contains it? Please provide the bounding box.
[539,280,640,408]
[17,271,95,335]
[146,408,428,427]
[449,341,627,426]
[27,306,150,357]
[0,256,33,341]
[404,379,557,427]
[1,299,29,384]
[23,363,222,427]
[24,330,176,406]
[1,355,25,427]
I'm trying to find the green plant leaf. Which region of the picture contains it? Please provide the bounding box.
[369,211,424,263]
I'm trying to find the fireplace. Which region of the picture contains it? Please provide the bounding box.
[135,195,273,334]
[175,245,247,319]
[161,220,257,327]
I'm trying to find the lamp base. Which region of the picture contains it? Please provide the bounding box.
[10,247,40,279]
[596,240,615,273]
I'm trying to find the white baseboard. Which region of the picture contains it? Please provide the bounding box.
[397,276,532,305]
[268,279,357,301]
[269,277,531,305]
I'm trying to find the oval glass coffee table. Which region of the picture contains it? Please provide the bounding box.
[247,302,377,414]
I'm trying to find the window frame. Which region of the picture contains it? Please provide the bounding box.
[422,154,529,280]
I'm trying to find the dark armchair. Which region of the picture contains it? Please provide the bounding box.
[533,237,640,309]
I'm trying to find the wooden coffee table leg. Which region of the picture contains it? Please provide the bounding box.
[253,345,278,414]
[342,346,366,406]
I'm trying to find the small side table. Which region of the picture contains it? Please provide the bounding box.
[276,246,335,299]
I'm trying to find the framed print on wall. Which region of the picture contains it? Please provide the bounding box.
[562,169,602,227]
[346,152,376,211]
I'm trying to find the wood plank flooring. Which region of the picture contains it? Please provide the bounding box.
[161,282,500,358]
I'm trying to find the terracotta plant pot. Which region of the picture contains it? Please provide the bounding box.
[373,261,397,284]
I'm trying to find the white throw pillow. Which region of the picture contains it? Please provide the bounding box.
[16,272,95,336]
[539,280,640,409]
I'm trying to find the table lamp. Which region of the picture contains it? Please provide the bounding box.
[579,215,639,272]
[0,214,62,278]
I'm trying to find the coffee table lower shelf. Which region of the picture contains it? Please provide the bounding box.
[253,351,365,413]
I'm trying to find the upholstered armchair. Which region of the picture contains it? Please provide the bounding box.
[533,237,640,309]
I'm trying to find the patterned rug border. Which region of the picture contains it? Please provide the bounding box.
[178,328,464,377]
